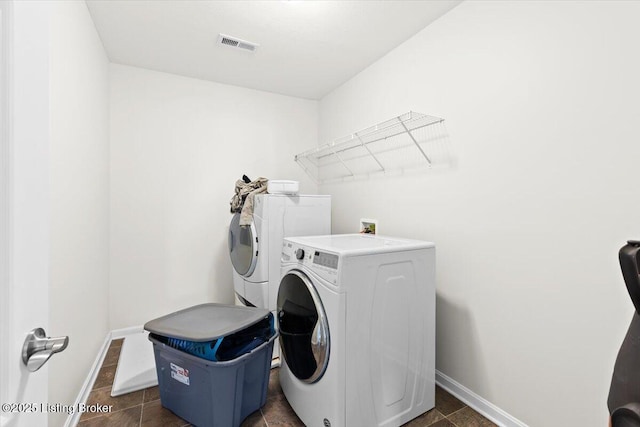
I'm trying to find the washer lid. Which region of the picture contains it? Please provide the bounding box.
[144,303,270,342]
[285,233,434,256]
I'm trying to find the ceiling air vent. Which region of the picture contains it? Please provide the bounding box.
[218,34,259,52]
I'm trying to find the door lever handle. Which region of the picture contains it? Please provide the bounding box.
[22,328,69,372]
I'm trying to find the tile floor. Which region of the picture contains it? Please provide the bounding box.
[77,338,497,427]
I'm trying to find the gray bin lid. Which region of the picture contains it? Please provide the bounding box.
[143,303,271,342]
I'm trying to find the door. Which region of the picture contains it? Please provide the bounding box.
[1,1,50,426]
[277,270,330,384]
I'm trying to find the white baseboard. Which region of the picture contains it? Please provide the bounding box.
[64,327,145,427]
[436,370,528,427]
[64,332,112,427]
[111,325,144,339]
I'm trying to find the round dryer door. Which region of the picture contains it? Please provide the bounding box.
[228,213,258,277]
[277,270,330,384]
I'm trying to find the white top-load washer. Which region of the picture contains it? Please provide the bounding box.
[277,234,435,427]
[228,193,331,312]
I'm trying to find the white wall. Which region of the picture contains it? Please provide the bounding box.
[319,1,640,425]
[49,1,110,426]
[109,64,317,329]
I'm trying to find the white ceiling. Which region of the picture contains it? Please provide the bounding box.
[86,0,461,100]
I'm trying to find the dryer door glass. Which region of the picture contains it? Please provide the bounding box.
[228,213,258,277]
[277,270,330,383]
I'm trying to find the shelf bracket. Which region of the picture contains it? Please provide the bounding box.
[329,144,355,178]
[356,134,385,173]
[295,155,320,184]
[400,119,432,165]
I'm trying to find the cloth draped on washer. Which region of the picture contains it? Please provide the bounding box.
[230,176,268,226]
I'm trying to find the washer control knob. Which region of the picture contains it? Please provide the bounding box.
[295,248,305,260]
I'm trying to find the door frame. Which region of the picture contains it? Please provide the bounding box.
[0,0,13,411]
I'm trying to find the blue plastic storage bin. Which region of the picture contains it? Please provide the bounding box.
[144,304,277,427]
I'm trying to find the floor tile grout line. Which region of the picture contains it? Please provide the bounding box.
[79,406,132,424]
[81,396,145,420]
[444,405,468,427]
[139,402,144,426]
[446,405,468,418]
[424,409,447,427]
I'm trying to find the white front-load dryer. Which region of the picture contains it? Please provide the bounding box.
[277,234,436,427]
[229,193,331,363]
[229,201,269,307]
[228,193,331,311]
